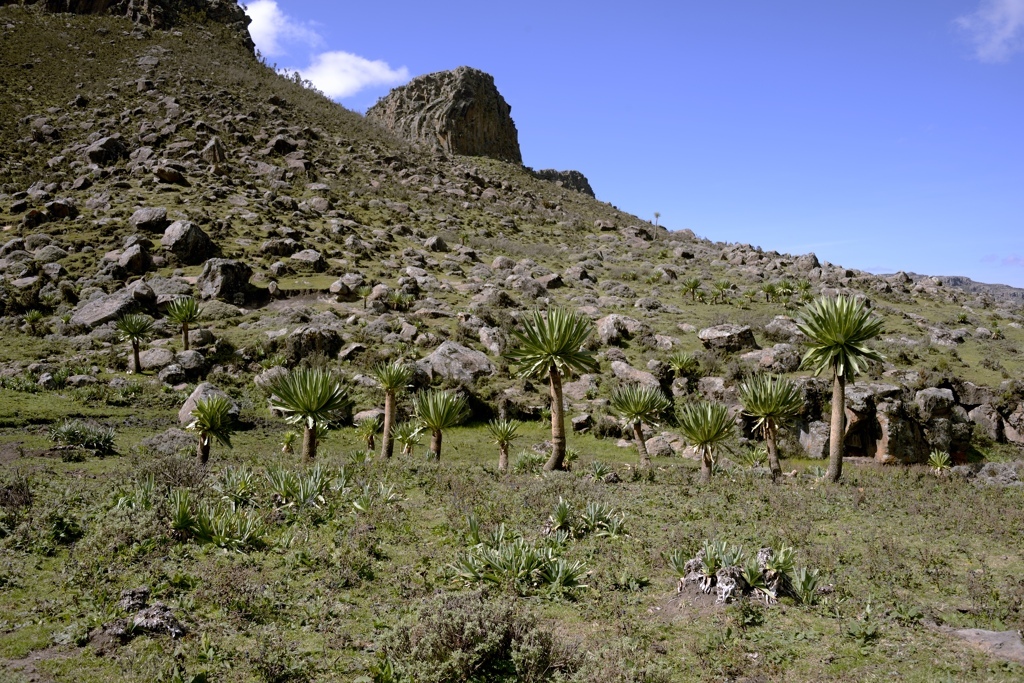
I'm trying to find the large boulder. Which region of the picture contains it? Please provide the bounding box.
[416,341,495,384]
[596,314,652,346]
[129,207,170,232]
[178,383,239,426]
[874,400,928,464]
[70,281,155,328]
[915,388,955,421]
[161,221,214,265]
[84,135,128,164]
[798,421,830,459]
[969,404,1004,443]
[739,343,800,373]
[138,347,175,372]
[196,258,252,301]
[763,316,805,343]
[366,66,522,163]
[698,324,758,353]
[283,325,344,364]
[610,361,661,390]
[289,249,327,272]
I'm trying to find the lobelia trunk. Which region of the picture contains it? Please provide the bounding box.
[766,424,781,481]
[498,444,509,473]
[182,323,190,351]
[827,372,846,482]
[431,430,442,460]
[132,341,141,374]
[701,448,713,482]
[380,392,395,459]
[197,436,210,465]
[634,421,651,468]
[302,425,317,460]
[542,365,567,471]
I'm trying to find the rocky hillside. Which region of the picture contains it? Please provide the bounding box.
[0,0,1023,468]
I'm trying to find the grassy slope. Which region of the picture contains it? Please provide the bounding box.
[0,6,1023,682]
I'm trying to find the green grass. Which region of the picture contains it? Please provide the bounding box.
[1,409,1023,681]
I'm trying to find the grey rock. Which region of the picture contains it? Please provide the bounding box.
[284,325,344,364]
[161,221,214,265]
[289,249,327,272]
[799,421,829,459]
[254,365,288,391]
[424,235,448,252]
[698,324,758,353]
[739,343,800,373]
[969,404,1004,442]
[610,360,661,389]
[974,462,1024,487]
[571,414,593,433]
[34,244,68,263]
[138,347,174,371]
[915,388,955,421]
[118,244,151,274]
[197,258,251,301]
[176,350,207,378]
[70,283,153,328]
[763,316,805,343]
[645,435,675,458]
[416,341,495,384]
[158,364,186,384]
[84,135,127,164]
[188,328,215,347]
[563,373,599,401]
[596,314,652,346]
[128,207,169,232]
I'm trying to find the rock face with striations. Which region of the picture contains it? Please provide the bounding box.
[366,66,522,164]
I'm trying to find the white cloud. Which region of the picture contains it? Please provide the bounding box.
[955,0,1024,62]
[286,51,410,99]
[246,0,322,58]
[245,2,409,100]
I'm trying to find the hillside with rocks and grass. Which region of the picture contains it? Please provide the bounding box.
[2,2,1024,682]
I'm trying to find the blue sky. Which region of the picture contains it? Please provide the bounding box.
[245,0,1024,288]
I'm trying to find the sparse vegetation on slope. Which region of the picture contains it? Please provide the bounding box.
[1,4,1024,682]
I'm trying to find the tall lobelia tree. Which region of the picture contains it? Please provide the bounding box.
[505,308,599,471]
[610,384,671,468]
[166,296,202,351]
[371,361,413,460]
[739,374,804,481]
[796,295,884,482]
[414,389,469,461]
[115,313,153,374]
[678,401,734,482]
[267,367,352,460]
[186,395,235,465]
[487,418,521,473]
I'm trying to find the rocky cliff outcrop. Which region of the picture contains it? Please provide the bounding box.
[531,169,595,197]
[366,66,522,164]
[5,0,253,50]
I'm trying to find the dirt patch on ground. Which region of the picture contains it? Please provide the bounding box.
[648,582,736,623]
[3,645,76,683]
[0,441,26,464]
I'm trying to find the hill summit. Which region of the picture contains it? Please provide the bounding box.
[367,65,523,164]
